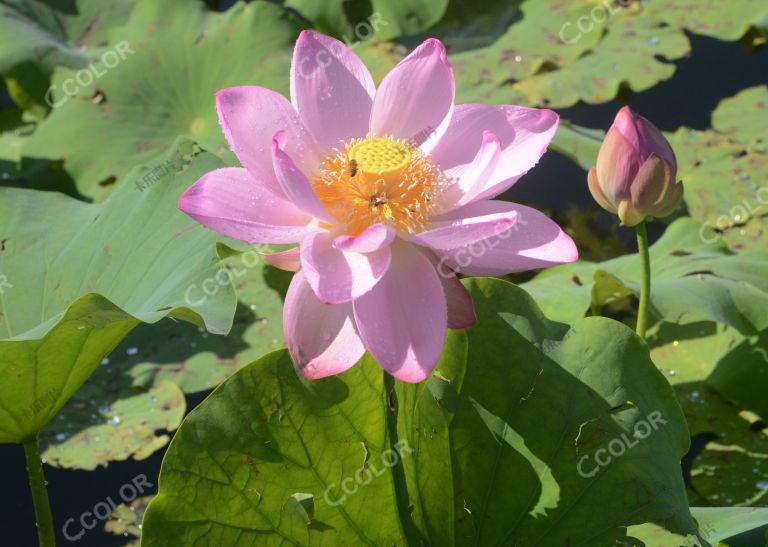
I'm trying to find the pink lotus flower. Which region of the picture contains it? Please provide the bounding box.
[588,106,683,226]
[179,32,578,383]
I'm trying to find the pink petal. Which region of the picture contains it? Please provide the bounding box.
[259,247,300,272]
[290,31,376,153]
[596,126,640,204]
[438,131,501,211]
[420,248,476,329]
[300,231,391,304]
[284,270,365,379]
[408,209,517,251]
[451,131,501,207]
[433,201,578,275]
[430,104,559,202]
[442,273,477,330]
[370,39,454,152]
[272,131,334,222]
[216,86,320,197]
[353,243,447,383]
[333,223,396,253]
[179,168,316,244]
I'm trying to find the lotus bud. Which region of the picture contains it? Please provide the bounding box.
[588,106,683,226]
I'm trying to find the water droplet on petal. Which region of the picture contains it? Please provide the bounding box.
[126,347,138,356]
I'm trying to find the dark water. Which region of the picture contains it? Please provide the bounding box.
[1,24,767,547]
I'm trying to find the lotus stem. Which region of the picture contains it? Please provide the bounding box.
[23,435,56,547]
[635,220,651,339]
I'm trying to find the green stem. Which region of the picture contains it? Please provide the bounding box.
[383,372,422,545]
[23,435,56,547]
[635,221,651,339]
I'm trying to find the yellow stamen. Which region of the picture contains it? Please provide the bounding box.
[313,136,444,235]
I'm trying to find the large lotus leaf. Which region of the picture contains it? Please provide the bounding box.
[0,139,238,445]
[645,0,768,43]
[21,0,303,201]
[520,218,768,335]
[652,319,768,413]
[33,257,289,469]
[141,278,694,545]
[0,0,134,74]
[124,253,290,394]
[286,0,447,41]
[644,319,768,513]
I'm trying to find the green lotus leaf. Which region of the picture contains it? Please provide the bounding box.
[40,380,185,470]
[680,384,768,507]
[629,506,768,546]
[0,0,133,74]
[549,120,604,171]
[0,0,135,114]
[286,0,447,41]
[521,218,768,335]
[670,129,768,254]
[123,254,290,395]
[22,0,303,201]
[444,1,689,107]
[0,139,238,445]
[645,0,768,43]
[141,278,694,545]
[511,9,689,108]
[712,85,768,148]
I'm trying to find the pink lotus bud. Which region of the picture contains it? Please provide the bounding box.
[588,106,683,226]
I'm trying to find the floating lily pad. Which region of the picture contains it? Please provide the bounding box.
[681,384,768,507]
[22,0,304,201]
[0,139,237,445]
[712,85,768,149]
[40,381,185,470]
[105,495,152,546]
[142,278,694,545]
[645,0,768,43]
[670,131,768,254]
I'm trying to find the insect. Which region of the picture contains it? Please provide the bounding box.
[349,159,358,178]
[370,194,388,207]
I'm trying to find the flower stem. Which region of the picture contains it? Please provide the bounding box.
[635,220,651,339]
[23,435,56,547]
